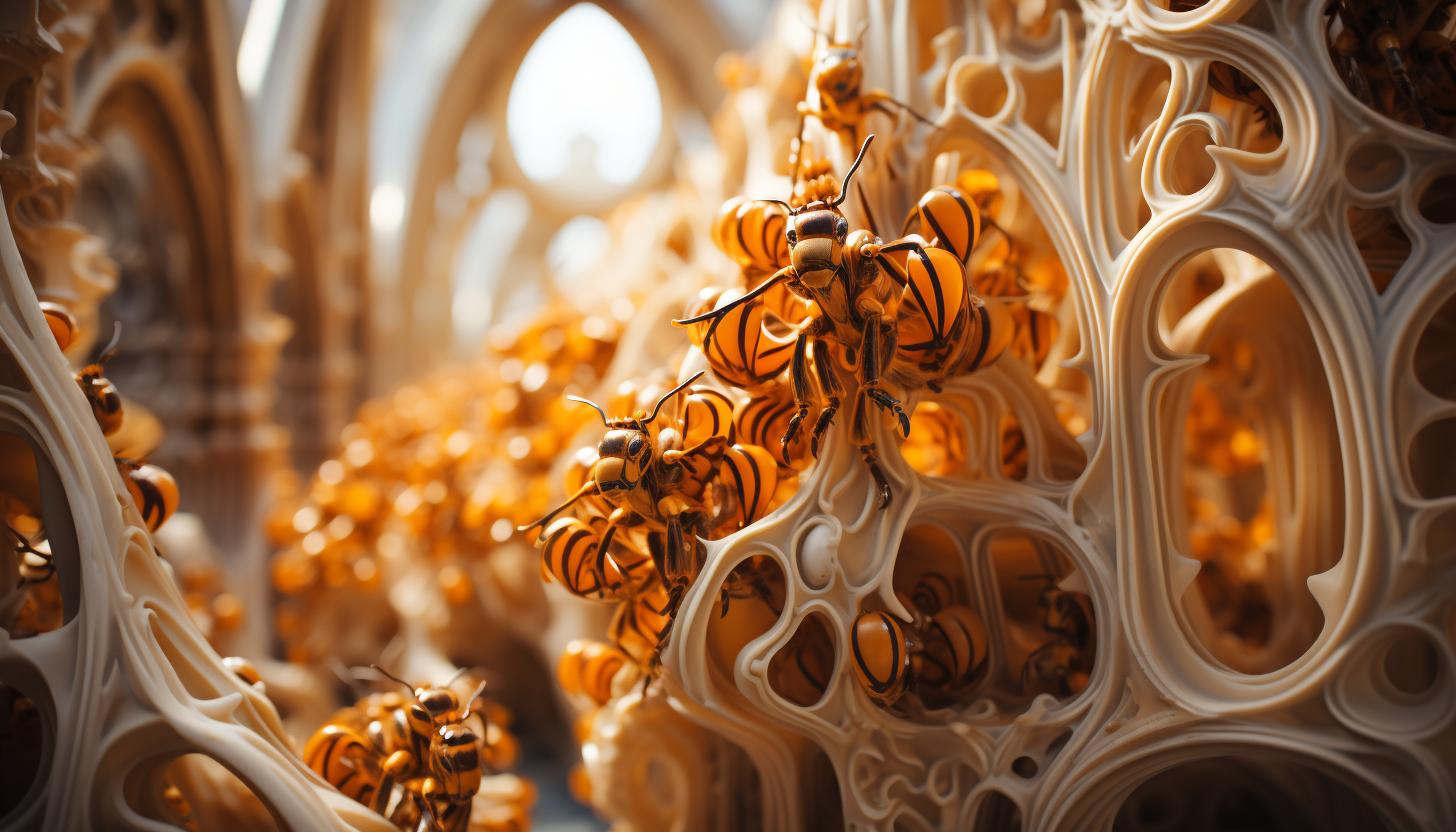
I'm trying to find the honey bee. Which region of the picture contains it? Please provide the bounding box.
[307,666,501,829]
[6,521,53,586]
[523,374,788,671]
[792,30,933,182]
[558,639,630,705]
[1324,0,1456,134]
[117,458,178,533]
[677,136,1012,508]
[1207,61,1283,139]
[75,323,124,436]
[39,301,78,352]
[1018,573,1095,697]
[850,574,989,707]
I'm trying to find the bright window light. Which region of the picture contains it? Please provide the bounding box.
[453,189,531,342]
[507,4,662,186]
[237,0,286,97]
[370,183,405,233]
[546,215,611,283]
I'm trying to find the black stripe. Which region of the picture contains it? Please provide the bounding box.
[923,209,956,261]
[947,188,977,257]
[966,303,992,372]
[922,252,947,340]
[735,204,752,262]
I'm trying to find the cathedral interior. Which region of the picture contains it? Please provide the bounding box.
[0,0,1454,830]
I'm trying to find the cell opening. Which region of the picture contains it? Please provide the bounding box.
[1204,61,1281,154]
[0,682,43,819]
[973,791,1023,832]
[1413,290,1456,402]
[1409,417,1456,499]
[1346,205,1412,293]
[1345,143,1404,193]
[767,611,836,708]
[1418,174,1456,224]
[1112,756,1392,832]
[1,429,79,639]
[134,753,280,831]
[957,63,1009,119]
[708,555,787,685]
[1169,127,1216,195]
[1011,756,1038,778]
[1383,631,1439,696]
[1169,259,1341,673]
[987,530,1095,703]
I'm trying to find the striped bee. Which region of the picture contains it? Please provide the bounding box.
[524,374,791,672]
[74,323,124,436]
[712,196,790,275]
[559,639,631,705]
[677,136,1012,508]
[850,573,989,707]
[117,459,178,533]
[733,380,815,467]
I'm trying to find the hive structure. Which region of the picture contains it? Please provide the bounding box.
[570,0,1456,829]
[0,0,1454,830]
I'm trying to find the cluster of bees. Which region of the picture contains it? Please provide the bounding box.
[304,669,531,832]
[522,372,796,674]
[266,309,618,664]
[4,303,179,641]
[1174,0,1456,139]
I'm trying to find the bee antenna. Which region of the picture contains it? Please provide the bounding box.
[370,664,414,695]
[566,395,611,427]
[646,371,705,424]
[756,198,796,215]
[831,135,874,208]
[446,665,476,687]
[98,322,122,365]
[466,679,490,713]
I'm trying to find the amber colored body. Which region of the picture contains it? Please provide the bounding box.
[523,374,787,672]
[679,137,1012,508]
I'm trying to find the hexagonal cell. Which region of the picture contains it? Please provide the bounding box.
[768,611,836,708]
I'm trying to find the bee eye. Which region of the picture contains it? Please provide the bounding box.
[837,217,849,238]
[628,437,644,456]
[786,228,797,245]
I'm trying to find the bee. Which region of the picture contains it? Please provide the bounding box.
[677,136,1012,508]
[75,323,124,436]
[523,374,787,671]
[222,656,264,691]
[791,30,933,183]
[39,301,78,351]
[1207,60,1283,139]
[6,521,54,586]
[1018,573,1095,697]
[558,639,630,706]
[117,458,179,533]
[307,666,498,828]
[1324,0,1456,133]
[851,573,989,707]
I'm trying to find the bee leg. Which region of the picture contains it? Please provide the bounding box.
[858,313,910,437]
[809,339,843,457]
[647,581,687,674]
[782,326,817,462]
[861,443,892,510]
